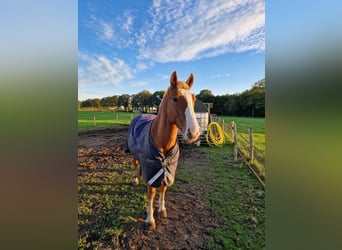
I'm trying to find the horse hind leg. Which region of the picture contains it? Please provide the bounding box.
[131,158,141,186]
[158,183,168,218]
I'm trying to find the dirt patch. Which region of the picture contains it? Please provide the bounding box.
[78,126,128,149]
[78,126,227,249]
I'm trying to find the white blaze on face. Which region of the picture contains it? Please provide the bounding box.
[180,89,200,141]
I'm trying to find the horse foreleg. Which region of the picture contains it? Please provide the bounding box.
[158,183,168,218]
[131,158,140,186]
[146,186,156,229]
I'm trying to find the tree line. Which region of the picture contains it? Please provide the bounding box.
[78,79,265,117]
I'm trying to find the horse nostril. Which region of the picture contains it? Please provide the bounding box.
[187,129,193,139]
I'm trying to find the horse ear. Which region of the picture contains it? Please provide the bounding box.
[170,71,178,88]
[186,73,194,89]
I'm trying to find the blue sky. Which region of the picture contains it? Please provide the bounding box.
[78,0,265,101]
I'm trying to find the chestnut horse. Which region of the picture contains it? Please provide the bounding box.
[127,71,200,229]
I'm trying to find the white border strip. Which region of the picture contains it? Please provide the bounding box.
[147,168,164,186]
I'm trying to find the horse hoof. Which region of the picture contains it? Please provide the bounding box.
[147,221,156,230]
[158,209,167,219]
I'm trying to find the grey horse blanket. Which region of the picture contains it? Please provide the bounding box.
[127,114,179,187]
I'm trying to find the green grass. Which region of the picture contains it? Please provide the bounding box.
[220,116,265,151]
[78,163,146,249]
[78,110,139,132]
[220,116,265,133]
[176,145,265,249]
[203,145,265,249]
[219,116,265,178]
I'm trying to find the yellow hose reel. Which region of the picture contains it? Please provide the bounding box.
[206,122,226,147]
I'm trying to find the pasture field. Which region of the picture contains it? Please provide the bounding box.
[219,116,265,179]
[78,111,265,144]
[78,127,265,249]
[78,110,139,132]
[221,116,265,152]
[221,116,265,133]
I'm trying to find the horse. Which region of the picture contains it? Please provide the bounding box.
[127,71,200,229]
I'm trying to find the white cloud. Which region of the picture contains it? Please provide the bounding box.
[122,12,134,33]
[82,0,264,74]
[88,12,135,48]
[135,62,148,71]
[134,61,155,72]
[78,52,133,87]
[99,21,114,40]
[87,14,115,43]
[138,0,265,62]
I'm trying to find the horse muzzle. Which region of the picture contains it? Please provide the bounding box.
[183,128,200,143]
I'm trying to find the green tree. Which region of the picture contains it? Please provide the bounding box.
[197,89,215,103]
[212,94,230,115]
[110,95,119,108]
[118,94,131,111]
[81,99,92,108]
[91,98,101,109]
[242,78,265,117]
[132,90,152,112]
[151,90,165,111]
[224,95,239,116]
[100,95,119,108]
[131,94,139,111]
[100,97,110,107]
[80,78,265,117]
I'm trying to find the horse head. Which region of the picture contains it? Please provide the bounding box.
[162,71,200,143]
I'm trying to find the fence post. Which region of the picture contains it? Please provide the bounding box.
[93,115,96,127]
[233,122,238,161]
[222,119,225,132]
[230,121,234,143]
[248,126,254,162]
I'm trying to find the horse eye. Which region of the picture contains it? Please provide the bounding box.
[172,97,178,103]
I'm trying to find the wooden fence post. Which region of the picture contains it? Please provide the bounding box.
[233,122,238,161]
[248,126,254,162]
[230,121,235,143]
[93,115,96,127]
[230,122,234,142]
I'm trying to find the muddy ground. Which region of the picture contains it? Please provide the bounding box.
[78,126,228,249]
